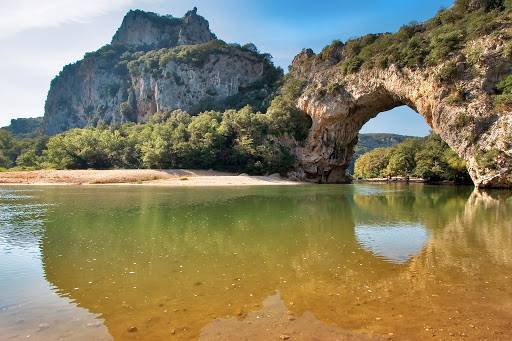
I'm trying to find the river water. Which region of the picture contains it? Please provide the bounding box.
[0,184,511,340]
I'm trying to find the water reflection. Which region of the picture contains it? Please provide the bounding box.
[1,185,511,340]
[355,224,429,264]
[0,188,111,340]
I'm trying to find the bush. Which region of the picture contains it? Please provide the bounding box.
[0,129,47,169]
[476,148,500,170]
[267,75,312,142]
[453,112,475,128]
[437,61,458,82]
[494,74,512,111]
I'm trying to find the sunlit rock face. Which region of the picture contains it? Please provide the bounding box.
[43,9,280,134]
[289,27,512,188]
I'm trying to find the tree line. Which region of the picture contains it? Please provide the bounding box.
[0,77,311,175]
[353,134,471,183]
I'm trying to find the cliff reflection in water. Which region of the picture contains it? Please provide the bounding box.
[34,185,512,340]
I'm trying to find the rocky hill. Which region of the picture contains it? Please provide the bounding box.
[289,0,512,187]
[3,117,43,138]
[43,8,281,135]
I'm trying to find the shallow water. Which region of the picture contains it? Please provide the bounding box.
[0,184,511,340]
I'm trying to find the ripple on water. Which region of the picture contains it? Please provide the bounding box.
[0,188,51,257]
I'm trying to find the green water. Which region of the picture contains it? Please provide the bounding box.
[1,184,511,340]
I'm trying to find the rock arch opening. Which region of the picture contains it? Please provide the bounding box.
[345,105,432,175]
[360,106,431,137]
[295,85,441,183]
[293,64,511,188]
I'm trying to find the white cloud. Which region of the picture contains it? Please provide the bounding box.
[0,0,159,39]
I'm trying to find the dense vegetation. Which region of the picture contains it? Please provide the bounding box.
[313,0,511,73]
[348,133,418,173]
[0,129,48,170]
[354,134,471,183]
[0,76,311,175]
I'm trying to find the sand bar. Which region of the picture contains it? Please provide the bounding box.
[0,169,303,187]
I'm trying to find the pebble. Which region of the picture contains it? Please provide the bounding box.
[38,323,50,331]
[127,326,138,333]
[280,335,290,340]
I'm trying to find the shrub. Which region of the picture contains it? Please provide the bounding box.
[476,148,500,170]
[437,61,458,82]
[494,74,512,111]
[31,103,307,176]
[447,88,466,105]
[453,112,475,128]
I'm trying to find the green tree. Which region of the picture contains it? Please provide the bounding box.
[354,148,392,178]
[413,135,456,181]
[383,139,419,176]
[16,149,40,169]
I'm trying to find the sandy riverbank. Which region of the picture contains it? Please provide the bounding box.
[0,169,303,187]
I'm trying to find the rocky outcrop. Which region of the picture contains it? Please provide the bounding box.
[43,9,280,135]
[111,8,216,50]
[289,5,512,188]
[127,44,276,121]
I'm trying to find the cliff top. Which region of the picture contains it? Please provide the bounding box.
[111,8,217,50]
[292,0,511,75]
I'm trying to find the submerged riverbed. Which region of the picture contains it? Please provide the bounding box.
[0,184,511,340]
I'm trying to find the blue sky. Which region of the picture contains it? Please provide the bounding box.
[0,0,454,135]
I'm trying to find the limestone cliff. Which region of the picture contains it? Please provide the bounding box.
[289,0,512,188]
[43,9,280,134]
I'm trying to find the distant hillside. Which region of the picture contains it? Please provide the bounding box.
[348,133,420,174]
[3,117,43,138]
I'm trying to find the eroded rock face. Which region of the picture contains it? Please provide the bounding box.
[290,37,512,188]
[130,52,271,122]
[43,9,278,134]
[111,8,216,50]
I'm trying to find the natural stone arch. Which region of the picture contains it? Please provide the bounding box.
[290,45,512,188]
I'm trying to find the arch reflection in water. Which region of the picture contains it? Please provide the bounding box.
[355,223,429,264]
